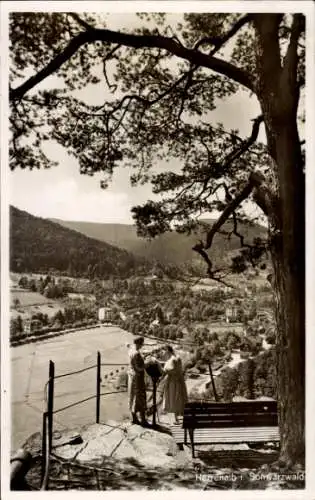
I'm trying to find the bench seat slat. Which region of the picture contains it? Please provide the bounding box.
[183,420,277,428]
[171,426,280,444]
[184,409,277,414]
[183,413,278,419]
[182,417,275,420]
[172,427,280,437]
[184,409,277,415]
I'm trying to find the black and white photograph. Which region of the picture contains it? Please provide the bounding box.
[1,1,314,496]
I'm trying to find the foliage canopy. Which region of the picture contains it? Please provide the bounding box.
[10,15,304,226]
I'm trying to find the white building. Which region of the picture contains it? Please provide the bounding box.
[225,306,238,323]
[98,307,113,323]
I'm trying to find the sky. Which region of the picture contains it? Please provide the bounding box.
[9,11,267,224]
[10,92,264,223]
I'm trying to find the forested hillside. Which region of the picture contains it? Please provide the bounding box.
[52,217,267,266]
[10,206,150,278]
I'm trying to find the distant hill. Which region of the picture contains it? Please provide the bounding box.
[10,206,151,278]
[51,217,267,266]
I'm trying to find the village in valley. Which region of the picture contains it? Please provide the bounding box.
[10,255,276,405]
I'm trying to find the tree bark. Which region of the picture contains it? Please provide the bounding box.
[253,14,305,465]
[271,238,305,466]
[269,121,305,466]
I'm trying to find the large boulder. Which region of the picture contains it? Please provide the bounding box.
[47,421,191,469]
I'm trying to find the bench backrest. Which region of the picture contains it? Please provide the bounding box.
[183,401,278,428]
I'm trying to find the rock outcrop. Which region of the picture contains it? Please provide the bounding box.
[49,421,190,469]
[22,419,305,491]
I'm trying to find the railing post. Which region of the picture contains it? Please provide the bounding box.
[96,351,101,423]
[48,360,55,453]
[208,362,219,402]
[41,411,47,482]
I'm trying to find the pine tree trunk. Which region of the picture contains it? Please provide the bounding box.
[253,13,305,463]
[271,240,305,465]
[269,120,305,466]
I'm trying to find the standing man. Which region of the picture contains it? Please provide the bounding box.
[128,336,148,425]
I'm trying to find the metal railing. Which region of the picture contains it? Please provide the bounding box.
[40,351,129,490]
[39,349,218,489]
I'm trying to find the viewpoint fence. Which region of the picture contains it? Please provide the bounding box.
[39,344,218,489]
[40,352,129,490]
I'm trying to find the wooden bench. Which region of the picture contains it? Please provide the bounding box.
[171,401,279,458]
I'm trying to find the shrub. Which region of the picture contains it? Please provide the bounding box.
[208,332,219,342]
[227,332,241,350]
[40,326,50,335]
[219,367,239,400]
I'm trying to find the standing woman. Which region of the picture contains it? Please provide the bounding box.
[162,345,188,424]
[128,336,148,425]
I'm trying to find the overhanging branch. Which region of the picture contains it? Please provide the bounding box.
[10,24,254,102]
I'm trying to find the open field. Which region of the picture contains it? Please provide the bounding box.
[191,271,271,291]
[10,289,63,319]
[192,321,243,333]
[10,303,63,320]
[11,290,55,307]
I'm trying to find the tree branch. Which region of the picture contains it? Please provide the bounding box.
[170,115,267,272]
[252,14,283,85]
[69,13,95,31]
[10,26,254,102]
[195,14,252,54]
[220,115,264,172]
[191,171,265,277]
[191,164,280,278]
[252,181,281,225]
[282,14,305,91]
[201,115,264,190]
[204,172,262,250]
